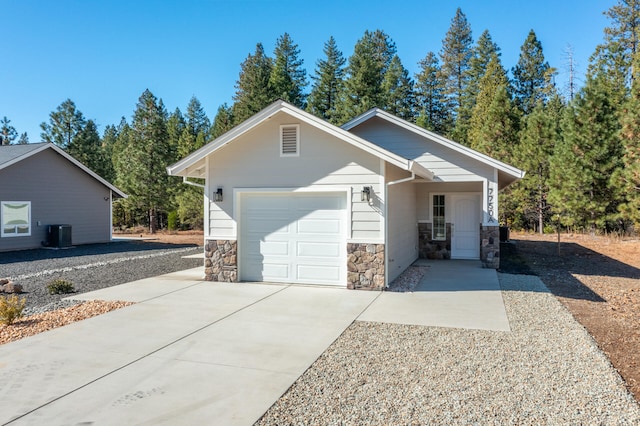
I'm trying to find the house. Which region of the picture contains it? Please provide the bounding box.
[0,143,127,252]
[167,100,524,290]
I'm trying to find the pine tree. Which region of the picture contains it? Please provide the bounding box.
[380,55,415,120]
[0,117,17,145]
[512,30,552,114]
[40,99,86,148]
[167,108,186,162]
[211,103,234,138]
[67,119,106,177]
[17,132,29,144]
[594,0,640,86]
[468,55,519,161]
[511,95,564,232]
[439,7,473,141]
[337,29,397,121]
[186,96,211,137]
[457,30,501,141]
[307,36,346,124]
[414,52,450,133]
[268,33,307,108]
[114,89,171,233]
[232,43,274,124]
[549,73,623,231]
[616,50,640,229]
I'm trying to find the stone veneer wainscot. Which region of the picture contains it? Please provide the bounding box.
[347,243,385,290]
[480,226,500,268]
[204,239,238,282]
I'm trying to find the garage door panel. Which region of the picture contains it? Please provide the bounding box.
[297,265,341,282]
[297,218,341,235]
[240,192,346,285]
[296,241,341,258]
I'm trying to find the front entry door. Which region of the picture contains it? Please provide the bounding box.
[451,195,480,259]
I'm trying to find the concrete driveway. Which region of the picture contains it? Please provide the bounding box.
[0,261,508,425]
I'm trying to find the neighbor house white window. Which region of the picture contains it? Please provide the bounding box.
[1,201,31,237]
[432,195,445,241]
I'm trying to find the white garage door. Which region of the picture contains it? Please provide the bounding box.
[240,192,346,285]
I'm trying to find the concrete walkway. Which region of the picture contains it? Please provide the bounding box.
[0,261,508,425]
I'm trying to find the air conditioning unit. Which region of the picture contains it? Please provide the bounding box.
[48,225,72,248]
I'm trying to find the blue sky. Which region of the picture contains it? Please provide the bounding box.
[3,0,614,142]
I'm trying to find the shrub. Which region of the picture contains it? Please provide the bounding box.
[0,294,27,325]
[47,279,75,295]
[168,210,178,231]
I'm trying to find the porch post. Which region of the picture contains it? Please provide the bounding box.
[480,172,500,268]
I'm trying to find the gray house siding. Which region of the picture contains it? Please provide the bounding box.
[0,148,112,251]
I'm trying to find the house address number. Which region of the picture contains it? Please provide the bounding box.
[487,187,495,223]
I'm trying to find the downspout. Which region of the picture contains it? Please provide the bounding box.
[384,171,418,289]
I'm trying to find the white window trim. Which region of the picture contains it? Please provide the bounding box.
[1,201,32,238]
[279,124,300,157]
[432,194,446,241]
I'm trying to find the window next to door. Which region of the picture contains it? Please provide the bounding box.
[432,195,445,240]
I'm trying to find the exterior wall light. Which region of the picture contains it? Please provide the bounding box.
[214,187,223,202]
[361,186,372,203]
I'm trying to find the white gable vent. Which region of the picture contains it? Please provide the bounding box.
[280,125,299,156]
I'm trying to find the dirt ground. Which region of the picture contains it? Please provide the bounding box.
[113,229,205,246]
[504,232,640,402]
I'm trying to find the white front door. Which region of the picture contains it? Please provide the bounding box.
[451,195,480,259]
[240,192,346,285]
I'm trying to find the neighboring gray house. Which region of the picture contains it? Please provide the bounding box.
[0,143,127,252]
[167,100,524,290]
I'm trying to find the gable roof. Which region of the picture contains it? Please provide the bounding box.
[0,143,127,198]
[341,108,525,189]
[167,100,435,181]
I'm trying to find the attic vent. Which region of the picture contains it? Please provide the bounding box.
[280,125,299,156]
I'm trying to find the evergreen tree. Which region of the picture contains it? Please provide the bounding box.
[17,132,29,144]
[232,43,274,124]
[511,95,564,232]
[414,52,450,133]
[549,73,623,231]
[457,30,501,141]
[307,36,346,124]
[211,103,234,138]
[0,117,17,145]
[337,29,397,121]
[512,30,552,114]
[40,99,86,148]
[67,119,106,177]
[439,7,473,140]
[186,96,211,138]
[114,89,171,233]
[380,55,415,120]
[593,0,640,86]
[616,50,640,229]
[166,108,186,162]
[100,124,119,183]
[468,55,519,160]
[268,33,307,108]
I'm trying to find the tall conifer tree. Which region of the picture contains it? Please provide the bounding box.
[439,7,473,141]
[269,33,307,108]
[380,55,415,120]
[40,99,86,148]
[414,52,450,133]
[307,36,346,124]
[232,43,274,124]
[0,117,17,145]
[512,30,552,114]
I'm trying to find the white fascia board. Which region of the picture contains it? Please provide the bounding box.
[168,100,419,177]
[345,108,526,180]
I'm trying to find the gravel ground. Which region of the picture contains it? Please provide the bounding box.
[0,241,203,315]
[257,273,640,424]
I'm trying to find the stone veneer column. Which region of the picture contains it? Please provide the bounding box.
[480,226,500,269]
[204,239,238,282]
[418,223,452,259]
[346,243,385,290]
